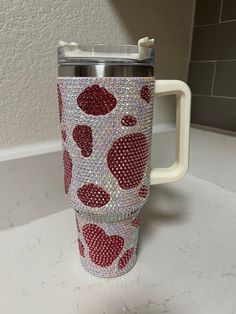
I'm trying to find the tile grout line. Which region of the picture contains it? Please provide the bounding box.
[194,18,236,28]
[186,0,196,82]
[211,61,217,96]
[194,22,217,28]
[221,18,236,23]
[219,0,224,23]
[191,60,216,63]
[192,93,236,100]
[191,59,236,63]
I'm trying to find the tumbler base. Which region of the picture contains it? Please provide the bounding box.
[80,251,137,278]
[75,211,140,278]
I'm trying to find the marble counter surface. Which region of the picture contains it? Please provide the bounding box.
[1,174,236,314]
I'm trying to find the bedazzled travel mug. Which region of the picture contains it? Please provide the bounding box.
[57,37,191,277]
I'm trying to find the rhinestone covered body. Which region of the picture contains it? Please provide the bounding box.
[57,77,154,277]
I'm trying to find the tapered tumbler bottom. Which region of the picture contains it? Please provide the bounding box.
[75,211,140,278]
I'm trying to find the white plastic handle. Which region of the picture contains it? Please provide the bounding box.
[151,80,191,185]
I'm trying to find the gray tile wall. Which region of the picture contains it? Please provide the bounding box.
[188,0,236,132]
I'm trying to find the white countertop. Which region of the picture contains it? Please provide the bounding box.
[1,174,236,314]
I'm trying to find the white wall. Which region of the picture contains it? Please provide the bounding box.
[0,0,195,149]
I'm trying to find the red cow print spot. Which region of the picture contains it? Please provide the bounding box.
[83,224,124,267]
[107,133,148,189]
[141,85,151,103]
[63,150,72,194]
[61,130,67,142]
[118,248,135,270]
[77,183,110,207]
[78,239,85,257]
[77,84,117,116]
[121,115,137,127]
[73,125,92,157]
[139,185,148,198]
[57,83,63,122]
[131,216,140,228]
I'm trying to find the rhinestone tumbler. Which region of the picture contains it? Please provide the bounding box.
[57,37,191,277]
